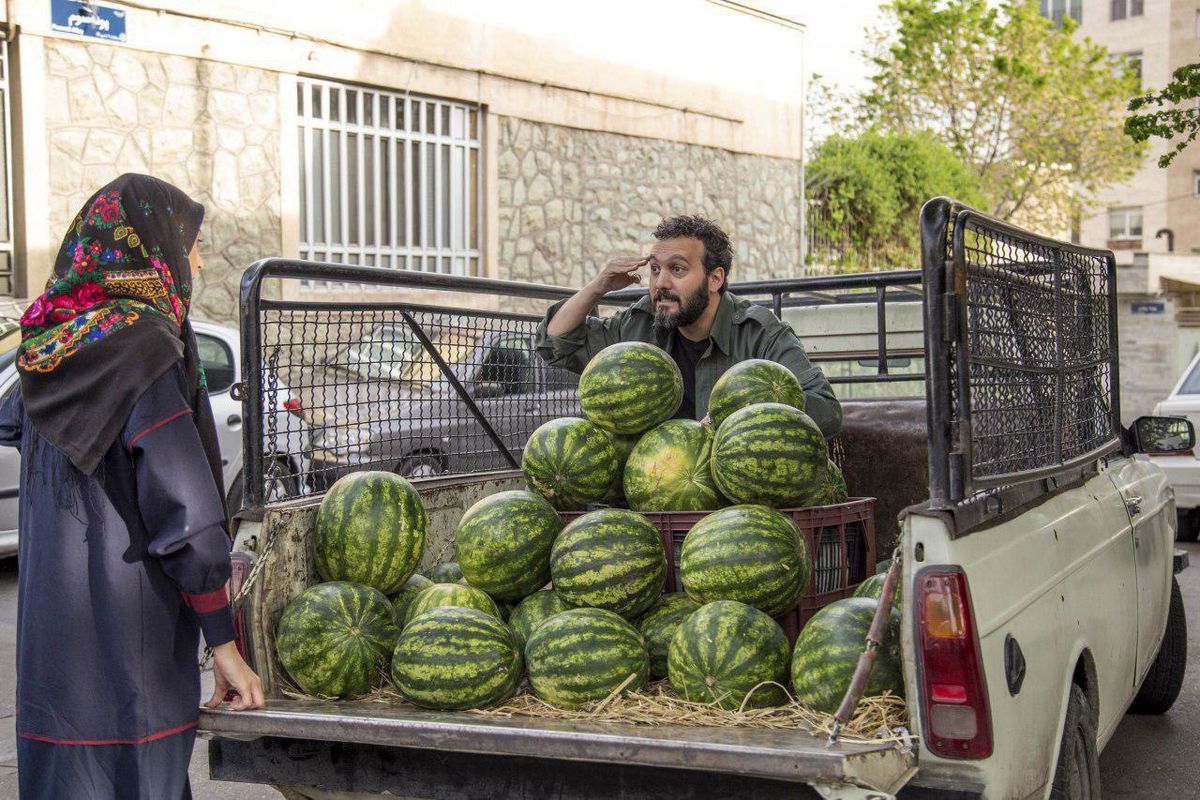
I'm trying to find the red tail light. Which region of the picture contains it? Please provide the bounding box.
[283,397,304,418]
[917,568,993,759]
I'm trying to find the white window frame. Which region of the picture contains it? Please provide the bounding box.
[296,77,482,277]
[1108,206,1144,240]
[1110,0,1143,21]
[0,41,14,296]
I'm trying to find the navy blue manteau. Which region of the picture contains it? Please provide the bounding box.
[0,364,235,799]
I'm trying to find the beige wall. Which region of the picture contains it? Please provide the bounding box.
[1166,0,1200,254]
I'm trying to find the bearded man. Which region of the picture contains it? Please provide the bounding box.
[535,215,841,437]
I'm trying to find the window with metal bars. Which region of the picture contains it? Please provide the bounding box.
[296,77,482,277]
[1110,0,1143,21]
[0,42,14,296]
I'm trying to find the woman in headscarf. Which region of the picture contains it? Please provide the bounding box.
[0,174,264,799]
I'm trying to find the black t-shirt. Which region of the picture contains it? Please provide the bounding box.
[670,332,709,420]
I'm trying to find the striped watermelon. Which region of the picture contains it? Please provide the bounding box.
[275,581,399,699]
[853,572,902,607]
[424,562,464,583]
[679,505,811,617]
[579,342,683,435]
[667,600,791,709]
[711,403,829,508]
[525,607,650,709]
[636,593,700,680]
[405,583,502,627]
[820,459,848,504]
[605,432,642,502]
[522,417,619,510]
[623,419,724,512]
[509,590,574,647]
[707,359,807,429]
[454,490,564,601]
[550,508,666,619]
[391,606,523,710]
[389,574,434,626]
[791,597,905,714]
[315,471,427,595]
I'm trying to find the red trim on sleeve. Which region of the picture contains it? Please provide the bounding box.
[20,720,198,746]
[182,584,230,615]
[127,408,192,452]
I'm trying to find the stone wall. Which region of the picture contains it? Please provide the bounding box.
[44,39,281,323]
[496,117,804,290]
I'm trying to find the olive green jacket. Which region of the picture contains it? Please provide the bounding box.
[534,291,842,438]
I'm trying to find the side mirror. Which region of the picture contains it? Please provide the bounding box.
[1131,416,1195,455]
[473,381,508,399]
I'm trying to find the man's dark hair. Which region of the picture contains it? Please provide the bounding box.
[653,215,733,293]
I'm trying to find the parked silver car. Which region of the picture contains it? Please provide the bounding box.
[0,315,308,556]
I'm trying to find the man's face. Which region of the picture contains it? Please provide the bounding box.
[649,237,719,330]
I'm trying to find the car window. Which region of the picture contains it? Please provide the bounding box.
[197,333,236,394]
[1178,358,1200,395]
[477,336,535,395]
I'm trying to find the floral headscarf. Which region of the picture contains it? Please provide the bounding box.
[17,174,224,496]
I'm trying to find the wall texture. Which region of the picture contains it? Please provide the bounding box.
[43,39,281,321]
[495,117,804,290]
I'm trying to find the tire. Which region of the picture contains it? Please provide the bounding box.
[1129,577,1187,715]
[1177,509,1200,542]
[398,453,445,479]
[1049,684,1101,800]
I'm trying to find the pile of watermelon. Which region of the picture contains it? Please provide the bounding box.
[274,342,900,718]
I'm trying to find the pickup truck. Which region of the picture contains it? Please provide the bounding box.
[202,198,1191,799]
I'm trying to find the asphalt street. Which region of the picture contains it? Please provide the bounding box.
[0,545,1193,798]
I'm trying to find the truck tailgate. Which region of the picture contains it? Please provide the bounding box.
[201,701,915,796]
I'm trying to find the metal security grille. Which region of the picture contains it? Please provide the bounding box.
[0,41,14,296]
[296,77,481,277]
[923,199,1120,505]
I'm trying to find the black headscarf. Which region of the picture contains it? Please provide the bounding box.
[16,174,224,502]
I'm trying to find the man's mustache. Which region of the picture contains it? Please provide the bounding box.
[655,291,680,302]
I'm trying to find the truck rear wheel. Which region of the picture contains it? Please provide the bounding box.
[1049,684,1101,800]
[1129,577,1187,715]
[1177,509,1200,542]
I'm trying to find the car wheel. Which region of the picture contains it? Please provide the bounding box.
[1176,509,1200,542]
[1049,684,1101,800]
[398,454,444,479]
[1129,577,1187,715]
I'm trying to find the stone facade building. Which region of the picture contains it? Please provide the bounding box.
[0,1,806,320]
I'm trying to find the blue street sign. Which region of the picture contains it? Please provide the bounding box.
[1131,302,1165,315]
[51,0,127,43]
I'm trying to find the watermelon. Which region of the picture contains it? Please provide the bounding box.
[424,562,464,583]
[509,590,574,646]
[550,508,666,619]
[454,490,563,601]
[498,602,516,622]
[821,459,848,504]
[391,606,523,710]
[579,342,682,435]
[275,581,398,699]
[314,471,427,595]
[389,574,434,625]
[522,417,619,510]
[711,403,829,508]
[405,583,502,627]
[605,431,642,501]
[791,597,905,714]
[525,607,650,709]
[636,593,700,679]
[853,572,902,607]
[708,359,807,429]
[679,505,811,617]
[667,600,791,709]
[623,419,724,512]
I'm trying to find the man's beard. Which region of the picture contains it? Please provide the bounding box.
[653,282,711,330]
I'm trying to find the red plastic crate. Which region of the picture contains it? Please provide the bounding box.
[560,498,876,644]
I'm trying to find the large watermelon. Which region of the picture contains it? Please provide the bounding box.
[276,581,398,699]
[509,590,574,646]
[424,562,464,583]
[522,417,619,510]
[579,342,682,435]
[315,471,426,595]
[405,583,502,627]
[820,459,848,504]
[454,490,563,601]
[623,420,724,512]
[391,606,523,710]
[679,505,811,617]
[711,403,828,508]
[667,600,791,709]
[525,608,650,709]
[636,593,700,680]
[389,574,434,625]
[707,359,807,429]
[853,572,902,608]
[550,508,666,619]
[604,431,642,502]
[791,597,905,714]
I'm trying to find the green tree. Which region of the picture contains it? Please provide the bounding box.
[807,131,985,269]
[1125,63,1200,168]
[862,0,1143,223]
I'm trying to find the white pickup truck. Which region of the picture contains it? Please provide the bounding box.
[202,199,1190,799]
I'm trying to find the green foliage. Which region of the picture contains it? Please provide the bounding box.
[807,131,984,268]
[1126,64,1200,168]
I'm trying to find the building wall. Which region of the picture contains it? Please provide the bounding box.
[1166,0,1200,254]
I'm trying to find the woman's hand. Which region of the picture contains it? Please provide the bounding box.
[205,641,265,711]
